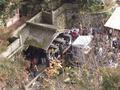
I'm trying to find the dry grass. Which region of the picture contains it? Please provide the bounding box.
[0,56,28,89]
[0,28,12,53]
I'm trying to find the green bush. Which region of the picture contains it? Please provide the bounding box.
[88,2,104,12]
[100,67,120,90]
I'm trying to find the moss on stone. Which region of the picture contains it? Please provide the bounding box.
[24,37,50,49]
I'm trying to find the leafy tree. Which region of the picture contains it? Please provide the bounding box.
[0,0,21,26]
[76,0,104,11]
[0,0,5,11]
[41,0,62,11]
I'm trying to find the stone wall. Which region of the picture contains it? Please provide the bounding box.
[28,23,56,50]
[53,3,108,30]
[55,13,66,31]
[52,4,79,31]
[18,24,30,44]
[42,11,53,24]
[52,4,66,31]
[1,39,21,58]
[28,11,53,24]
[28,12,42,23]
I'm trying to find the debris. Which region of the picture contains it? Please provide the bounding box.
[45,59,62,77]
[64,77,70,83]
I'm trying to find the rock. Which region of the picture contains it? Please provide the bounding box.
[64,77,70,83]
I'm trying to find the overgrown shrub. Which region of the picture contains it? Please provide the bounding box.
[0,30,11,53]
[100,67,120,90]
[0,56,28,89]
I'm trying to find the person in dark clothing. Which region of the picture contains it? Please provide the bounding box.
[59,44,63,58]
[30,64,39,78]
[29,58,39,77]
[113,40,118,48]
[92,29,95,36]
[118,39,120,49]
[23,45,50,67]
[108,29,112,40]
[33,65,39,77]
[30,58,38,69]
[45,51,50,67]
[67,49,73,61]
[22,4,28,16]
[54,50,60,59]
[38,50,50,66]
[71,30,79,41]
[82,27,88,35]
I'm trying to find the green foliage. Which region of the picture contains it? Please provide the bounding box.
[76,0,104,13]
[88,3,103,12]
[100,67,120,90]
[0,0,5,5]
[0,57,26,88]
[41,0,62,11]
[63,66,95,90]
[64,67,80,84]
[0,0,21,26]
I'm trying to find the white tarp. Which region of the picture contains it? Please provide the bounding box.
[104,7,120,30]
[72,35,93,48]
